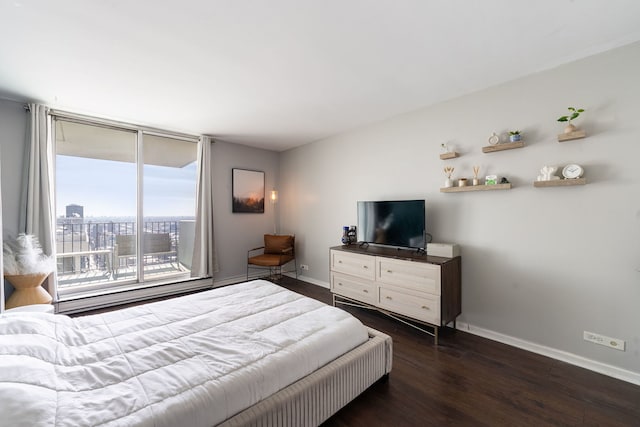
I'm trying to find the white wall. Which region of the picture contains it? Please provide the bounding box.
[211,141,280,284]
[280,42,640,378]
[0,99,27,237]
[0,99,28,301]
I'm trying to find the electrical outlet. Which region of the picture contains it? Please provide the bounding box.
[300,264,309,271]
[583,331,626,351]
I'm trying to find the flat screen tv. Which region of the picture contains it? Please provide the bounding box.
[357,199,426,249]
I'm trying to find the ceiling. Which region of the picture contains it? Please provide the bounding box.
[1,1,640,152]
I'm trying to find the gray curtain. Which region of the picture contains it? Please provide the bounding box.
[191,136,218,278]
[19,103,57,300]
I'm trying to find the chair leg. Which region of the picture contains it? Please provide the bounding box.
[294,259,298,279]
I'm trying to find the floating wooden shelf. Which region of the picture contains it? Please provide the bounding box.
[557,130,586,142]
[440,151,459,160]
[533,178,586,187]
[440,183,512,193]
[482,141,525,153]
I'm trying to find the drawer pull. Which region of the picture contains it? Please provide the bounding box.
[387,269,392,273]
[338,260,342,263]
[363,265,369,269]
[338,282,343,286]
[385,296,392,300]
[421,305,430,310]
[363,290,369,293]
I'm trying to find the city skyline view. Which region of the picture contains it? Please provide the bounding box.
[56,155,197,218]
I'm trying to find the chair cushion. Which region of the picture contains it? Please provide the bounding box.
[248,254,295,267]
[264,234,294,255]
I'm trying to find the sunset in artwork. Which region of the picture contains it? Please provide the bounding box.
[232,169,265,213]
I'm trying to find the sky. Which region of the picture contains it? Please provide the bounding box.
[232,169,264,200]
[56,155,197,218]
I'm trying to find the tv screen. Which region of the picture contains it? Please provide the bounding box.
[357,200,426,249]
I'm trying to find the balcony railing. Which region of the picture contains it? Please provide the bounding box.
[56,219,194,289]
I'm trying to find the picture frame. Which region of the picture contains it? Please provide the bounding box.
[232,168,265,213]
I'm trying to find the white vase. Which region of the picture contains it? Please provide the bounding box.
[444,178,453,188]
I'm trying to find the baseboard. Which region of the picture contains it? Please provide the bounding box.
[220,272,289,286]
[216,272,329,289]
[456,321,640,386]
[283,272,329,288]
[57,278,214,314]
[213,274,253,287]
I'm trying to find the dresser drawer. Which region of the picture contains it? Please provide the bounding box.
[377,258,441,295]
[379,286,440,325]
[330,272,376,304]
[330,250,376,280]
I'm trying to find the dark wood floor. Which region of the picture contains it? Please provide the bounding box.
[274,277,640,427]
[77,277,640,426]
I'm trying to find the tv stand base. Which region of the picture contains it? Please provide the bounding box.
[333,293,451,344]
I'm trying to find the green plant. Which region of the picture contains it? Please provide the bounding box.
[509,130,520,135]
[557,107,585,123]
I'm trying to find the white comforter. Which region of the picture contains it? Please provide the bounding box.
[0,280,368,427]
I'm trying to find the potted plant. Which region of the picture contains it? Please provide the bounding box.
[3,233,55,308]
[557,107,585,134]
[509,130,522,142]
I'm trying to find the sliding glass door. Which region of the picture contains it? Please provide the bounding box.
[142,134,197,282]
[54,118,197,296]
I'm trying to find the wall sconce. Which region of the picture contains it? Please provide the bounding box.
[270,189,278,234]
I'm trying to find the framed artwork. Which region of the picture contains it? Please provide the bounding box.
[232,168,265,213]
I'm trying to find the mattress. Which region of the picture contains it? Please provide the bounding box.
[0,280,370,427]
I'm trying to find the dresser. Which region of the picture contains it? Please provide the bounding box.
[330,245,461,344]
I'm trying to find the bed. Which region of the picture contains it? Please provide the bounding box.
[0,279,392,426]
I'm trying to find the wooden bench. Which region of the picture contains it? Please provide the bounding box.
[114,233,177,274]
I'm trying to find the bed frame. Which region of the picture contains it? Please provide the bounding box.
[220,327,392,427]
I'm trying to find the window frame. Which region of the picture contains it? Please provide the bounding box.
[50,110,202,300]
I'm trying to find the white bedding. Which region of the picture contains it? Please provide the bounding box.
[0,280,369,427]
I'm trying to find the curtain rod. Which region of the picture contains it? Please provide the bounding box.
[48,108,200,142]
